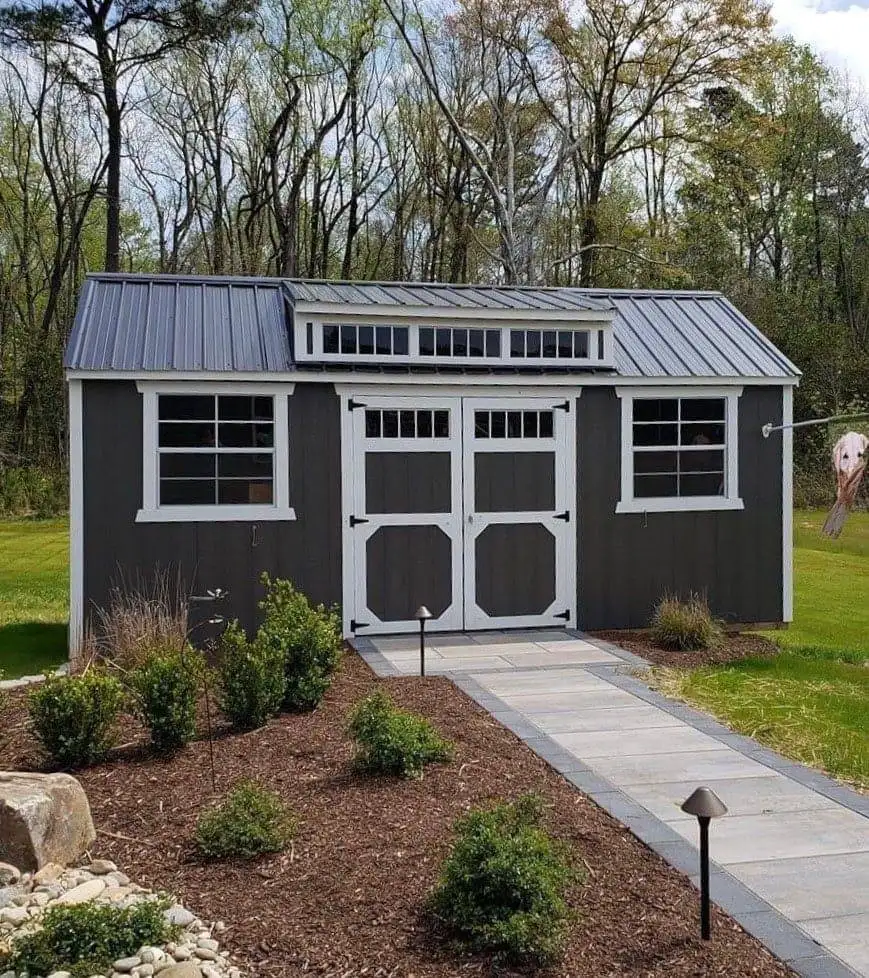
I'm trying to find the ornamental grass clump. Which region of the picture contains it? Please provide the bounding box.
[216,621,286,730]
[348,689,452,778]
[131,648,202,752]
[257,575,342,711]
[5,898,174,978]
[429,795,576,964]
[651,592,722,651]
[28,670,125,767]
[195,780,296,859]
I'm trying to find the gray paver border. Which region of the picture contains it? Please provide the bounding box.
[349,632,864,977]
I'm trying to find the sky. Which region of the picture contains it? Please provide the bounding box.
[772,0,869,88]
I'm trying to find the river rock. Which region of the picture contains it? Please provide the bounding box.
[0,864,19,886]
[0,773,95,871]
[158,965,202,978]
[56,878,105,904]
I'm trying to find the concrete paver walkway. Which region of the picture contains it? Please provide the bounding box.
[356,630,869,978]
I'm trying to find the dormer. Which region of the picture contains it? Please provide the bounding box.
[285,281,616,370]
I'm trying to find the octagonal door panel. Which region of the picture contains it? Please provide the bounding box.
[348,396,463,633]
[462,399,574,629]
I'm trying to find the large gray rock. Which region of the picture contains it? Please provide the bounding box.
[0,772,95,871]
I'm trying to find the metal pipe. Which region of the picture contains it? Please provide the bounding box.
[762,413,869,438]
[699,816,711,940]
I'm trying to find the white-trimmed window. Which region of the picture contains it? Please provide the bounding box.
[616,387,743,513]
[136,383,295,522]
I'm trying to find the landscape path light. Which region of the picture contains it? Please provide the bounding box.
[415,605,433,677]
[681,786,728,941]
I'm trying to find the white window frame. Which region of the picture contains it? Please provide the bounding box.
[136,382,296,523]
[615,386,743,514]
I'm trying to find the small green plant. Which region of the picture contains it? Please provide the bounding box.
[216,621,286,730]
[28,671,125,767]
[131,649,202,752]
[429,795,576,964]
[348,689,452,778]
[195,780,295,859]
[7,898,174,978]
[650,592,722,651]
[257,575,342,711]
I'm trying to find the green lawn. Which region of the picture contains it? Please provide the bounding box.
[661,510,869,790]
[0,519,69,678]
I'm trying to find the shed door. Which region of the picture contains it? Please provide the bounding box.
[349,397,463,633]
[462,398,574,629]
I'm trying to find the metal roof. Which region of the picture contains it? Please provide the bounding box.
[65,274,800,379]
[65,276,292,372]
[285,279,614,312]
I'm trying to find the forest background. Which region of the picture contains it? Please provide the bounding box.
[1,0,867,514]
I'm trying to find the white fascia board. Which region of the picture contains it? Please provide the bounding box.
[68,370,800,387]
[292,301,614,323]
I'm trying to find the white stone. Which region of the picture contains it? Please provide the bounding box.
[0,864,20,886]
[88,858,118,875]
[197,938,219,951]
[0,906,28,925]
[165,906,195,927]
[56,878,106,904]
[113,956,141,972]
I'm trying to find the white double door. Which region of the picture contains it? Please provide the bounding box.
[345,394,575,635]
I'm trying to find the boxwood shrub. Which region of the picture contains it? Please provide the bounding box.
[28,671,125,767]
[131,648,202,752]
[216,621,286,731]
[348,689,452,778]
[6,898,174,978]
[195,780,295,859]
[429,795,575,964]
[257,575,342,712]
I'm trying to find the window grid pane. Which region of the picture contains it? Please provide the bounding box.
[157,394,275,508]
[631,397,729,500]
[363,408,450,439]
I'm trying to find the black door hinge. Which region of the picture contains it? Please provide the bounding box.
[349,514,369,527]
[554,609,571,621]
[554,510,570,522]
[554,400,570,412]
[350,619,370,631]
[348,398,366,411]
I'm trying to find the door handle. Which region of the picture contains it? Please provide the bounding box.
[467,513,474,524]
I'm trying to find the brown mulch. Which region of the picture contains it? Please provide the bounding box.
[592,629,782,669]
[1,654,794,978]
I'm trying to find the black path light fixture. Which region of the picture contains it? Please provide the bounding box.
[415,605,433,677]
[681,786,728,940]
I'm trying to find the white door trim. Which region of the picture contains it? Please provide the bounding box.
[341,393,464,635]
[462,396,576,630]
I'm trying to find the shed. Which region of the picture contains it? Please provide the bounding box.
[65,274,799,650]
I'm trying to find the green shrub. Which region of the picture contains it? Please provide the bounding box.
[257,575,342,711]
[28,671,125,767]
[7,898,174,978]
[0,466,67,517]
[650,592,722,651]
[429,795,575,964]
[131,649,202,751]
[216,621,286,730]
[195,780,295,859]
[348,689,452,778]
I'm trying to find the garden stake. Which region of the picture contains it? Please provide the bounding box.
[416,605,432,676]
[681,787,727,940]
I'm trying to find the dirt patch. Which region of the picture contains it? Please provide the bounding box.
[593,629,782,669]
[1,654,793,978]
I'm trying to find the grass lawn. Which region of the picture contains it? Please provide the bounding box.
[0,519,69,679]
[659,510,869,790]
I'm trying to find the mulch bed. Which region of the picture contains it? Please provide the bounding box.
[592,629,782,668]
[1,653,794,978]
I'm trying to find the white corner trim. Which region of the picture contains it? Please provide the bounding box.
[136,506,296,523]
[137,381,295,523]
[615,386,744,514]
[615,498,745,514]
[68,379,84,664]
[782,386,794,622]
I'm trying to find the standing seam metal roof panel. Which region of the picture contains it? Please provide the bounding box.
[65,274,800,379]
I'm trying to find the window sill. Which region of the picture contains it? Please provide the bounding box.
[615,497,744,515]
[136,506,297,523]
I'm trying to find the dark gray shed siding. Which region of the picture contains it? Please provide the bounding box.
[82,381,341,636]
[576,386,784,629]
